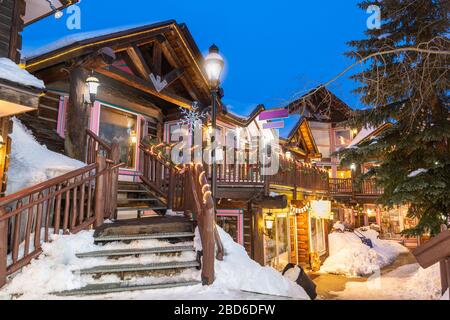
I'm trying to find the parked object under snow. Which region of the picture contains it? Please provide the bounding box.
[0,58,45,89]
[6,118,84,195]
[320,228,409,276]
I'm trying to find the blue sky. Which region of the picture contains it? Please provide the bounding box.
[23,0,369,137]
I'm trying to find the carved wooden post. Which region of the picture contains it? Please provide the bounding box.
[66,66,90,161]
[0,207,7,287]
[167,166,175,211]
[94,155,106,228]
[110,140,120,220]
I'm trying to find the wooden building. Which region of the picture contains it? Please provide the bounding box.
[20,22,332,271]
[0,0,75,195]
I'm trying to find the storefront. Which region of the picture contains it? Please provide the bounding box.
[263,208,292,271]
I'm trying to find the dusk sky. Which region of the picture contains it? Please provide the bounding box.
[23,0,369,136]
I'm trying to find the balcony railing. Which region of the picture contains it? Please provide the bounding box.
[329,178,384,196]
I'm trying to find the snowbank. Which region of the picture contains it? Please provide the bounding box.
[212,227,309,299]
[0,58,45,89]
[348,126,377,148]
[320,228,409,276]
[6,118,84,194]
[334,263,442,300]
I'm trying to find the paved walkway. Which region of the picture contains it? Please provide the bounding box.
[309,251,417,300]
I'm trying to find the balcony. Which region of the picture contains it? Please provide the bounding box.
[329,178,384,199]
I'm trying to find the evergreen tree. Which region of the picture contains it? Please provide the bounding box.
[339,0,450,236]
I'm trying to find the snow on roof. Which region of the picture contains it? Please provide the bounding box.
[23,22,161,60]
[348,126,377,148]
[408,168,428,178]
[0,58,45,89]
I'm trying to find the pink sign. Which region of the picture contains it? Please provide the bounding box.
[259,108,289,121]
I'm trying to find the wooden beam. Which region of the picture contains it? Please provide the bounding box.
[96,65,193,109]
[126,45,151,80]
[160,40,201,101]
[163,67,185,88]
[152,36,165,76]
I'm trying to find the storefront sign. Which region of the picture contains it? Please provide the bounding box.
[310,200,332,219]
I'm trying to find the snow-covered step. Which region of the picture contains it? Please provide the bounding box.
[94,232,195,243]
[76,245,195,258]
[55,280,201,296]
[77,260,200,275]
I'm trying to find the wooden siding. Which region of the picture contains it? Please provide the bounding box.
[296,213,310,268]
[0,0,25,62]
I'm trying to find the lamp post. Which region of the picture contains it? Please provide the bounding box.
[204,44,224,199]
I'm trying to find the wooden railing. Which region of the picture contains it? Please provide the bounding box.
[86,129,112,165]
[0,131,123,288]
[329,178,384,196]
[139,143,224,285]
[266,156,329,192]
[0,157,123,287]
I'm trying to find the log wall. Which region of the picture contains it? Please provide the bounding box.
[0,0,25,62]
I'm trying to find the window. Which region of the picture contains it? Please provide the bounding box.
[335,129,352,147]
[98,106,137,169]
[216,210,244,245]
[310,218,326,256]
[265,212,291,271]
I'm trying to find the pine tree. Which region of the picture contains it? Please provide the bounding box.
[338,0,450,236]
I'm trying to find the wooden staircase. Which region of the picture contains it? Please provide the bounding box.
[116,182,168,220]
[56,216,202,296]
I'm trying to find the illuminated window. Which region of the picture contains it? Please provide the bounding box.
[99,106,137,169]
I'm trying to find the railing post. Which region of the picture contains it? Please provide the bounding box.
[0,207,7,287]
[167,167,175,211]
[110,141,120,220]
[94,155,106,228]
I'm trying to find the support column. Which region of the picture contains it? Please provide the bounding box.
[66,66,90,161]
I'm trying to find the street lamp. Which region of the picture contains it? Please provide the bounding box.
[205,44,225,199]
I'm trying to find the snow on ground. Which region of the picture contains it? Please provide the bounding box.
[320,228,409,277]
[6,118,84,195]
[0,58,45,89]
[408,168,428,178]
[333,263,442,300]
[0,227,309,300]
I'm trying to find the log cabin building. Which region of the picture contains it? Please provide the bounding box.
[1,0,78,196]
[18,21,333,271]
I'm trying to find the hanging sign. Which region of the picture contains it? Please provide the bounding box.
[263,121,285,130]
[310,200,332,219]
[259,108,289,121]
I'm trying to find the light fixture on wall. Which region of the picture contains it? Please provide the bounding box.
[350,163,357,171]
[46,0,63,19]
[130,131,138,144]
[0,136,4,149]
[285,151,292,160]
[264,212,275,237]
[85,75,100,105]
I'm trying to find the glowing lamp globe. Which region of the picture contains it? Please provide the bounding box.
[204,44,224,89]
[86,76,100,104]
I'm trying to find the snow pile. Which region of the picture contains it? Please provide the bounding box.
[334,263,442,300]
[0,58,45,89]
[6,118,84,194]
[333,221,346,232]
[320,228,409,276]
[212,227,309,299]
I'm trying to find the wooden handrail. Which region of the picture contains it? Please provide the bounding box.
[0,155,124,288]
[329,178,383,196]
[139,143,224,285]
[86,129,113,164]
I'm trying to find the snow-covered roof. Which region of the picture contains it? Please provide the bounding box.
[223,99,259,119]
[348,126,377,148]
[23,22,162,60]
[0,58,45,89]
